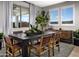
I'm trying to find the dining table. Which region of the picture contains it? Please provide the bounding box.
[9,31,56,57]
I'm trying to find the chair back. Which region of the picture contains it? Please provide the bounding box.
[53,32,60,42]
[4,36,13,46]
[40,34,52,47]
[13,31,23,34]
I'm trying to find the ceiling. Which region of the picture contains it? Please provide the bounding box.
[27,1,65,7]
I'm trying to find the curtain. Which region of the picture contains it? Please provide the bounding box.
[3,1,13,35]
[30,4,36,26]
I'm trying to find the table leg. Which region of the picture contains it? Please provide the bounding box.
[21,41,29,57]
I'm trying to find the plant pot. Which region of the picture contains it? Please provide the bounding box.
[74,38,79,46]
[0,39,2,50]
[0,41,2,50]
[26,32,42,36]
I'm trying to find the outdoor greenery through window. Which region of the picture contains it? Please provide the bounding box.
[12,4,29,28]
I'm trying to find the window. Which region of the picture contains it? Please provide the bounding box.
[12,5,20,28]
[61,6,74,24]
[12,4,30,28]
[20,7,29,27]
[49,5,74,26]
[50,9,58,24]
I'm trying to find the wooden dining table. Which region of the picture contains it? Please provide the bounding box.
[9,31,56,57]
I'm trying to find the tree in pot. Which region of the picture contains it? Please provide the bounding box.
[35,10,49,32]
[25,11,49,36]
[0,33,3,50]
[74,29,79,46]
[74,29,79,38]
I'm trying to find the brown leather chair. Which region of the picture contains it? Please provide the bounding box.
[13,31,23,44]
[50,32,61,56]
[4,36,21,57]
[28,35,52,57]
[13,31,23,34]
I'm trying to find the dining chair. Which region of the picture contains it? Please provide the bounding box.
[28,35,52,57]
[4,36,22,57]
[13,31,23,44]
[13,31,23,34]
[50,32,61,56]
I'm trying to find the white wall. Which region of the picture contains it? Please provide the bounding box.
[0,1,4,32]
[12,2,42,32]
[43,1,79,31]
[1,1,79,33]
[30,4,42,25]
[0,1,42,33]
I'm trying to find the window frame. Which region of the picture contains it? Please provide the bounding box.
[49,8,59,26]
[61,5,75,26]
[12,2,30,28]
[20,6,30,27]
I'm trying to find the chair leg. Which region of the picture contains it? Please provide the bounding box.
[48,50,50,57]
[37,52,40,57]
[28,47,31,56]
[6,52,8,57]
[12,53,15,57]
[58,45,60,52]
[11,50,15,57]
[6,49,7,57]
[52,45,54,56]
[48,48,50,57]
[19,49,21,56]
[37,50,41,57]
[38,54,40,57]
[56,43,60,52]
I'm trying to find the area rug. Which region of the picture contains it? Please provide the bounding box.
[30,42,74,57]
[0,42,74,57]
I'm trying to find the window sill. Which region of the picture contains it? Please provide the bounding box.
[49,23,59,26]
[12,27,30,32]
[60,24,75,26]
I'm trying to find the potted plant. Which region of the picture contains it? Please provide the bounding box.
[25,25,42,36]
[35,10,49,32]
[74,29,79,46]
[25,11,49,36]
[0,33,3,50]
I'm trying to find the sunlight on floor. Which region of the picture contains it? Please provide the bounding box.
[69,46,79,57]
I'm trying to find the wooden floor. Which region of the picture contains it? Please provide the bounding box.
[69,46,79,57]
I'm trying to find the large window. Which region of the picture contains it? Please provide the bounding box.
[12,4,29,28]
[20,7,29,27]
[61,6,74,24]
[50,9,58,24]
[49,5,74,26]
[12,5,20,28]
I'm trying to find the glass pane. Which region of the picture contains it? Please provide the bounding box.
[12,5,20,28]
[61,7,73,24]
[50,9,58,24]
[21,7,29,27]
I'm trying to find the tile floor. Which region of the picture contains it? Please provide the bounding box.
[69,46,79,57]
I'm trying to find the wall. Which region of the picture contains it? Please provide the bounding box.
[75,2,79,30]
[1,1,79,33]
[0,1,4,32]
[0,1,42,33]
[30,4,42,25]
[43,1,79,31]
[12,2,42,32]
